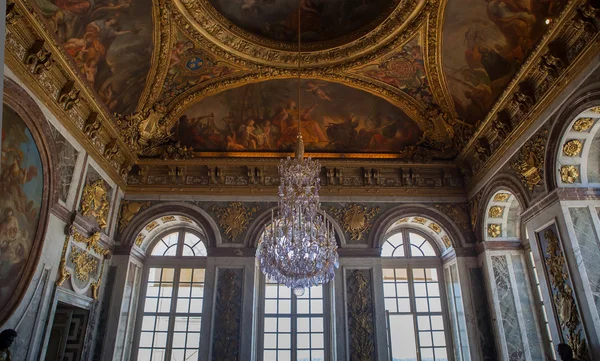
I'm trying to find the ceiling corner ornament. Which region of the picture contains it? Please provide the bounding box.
[563,139,583,157]
[488,206,504,218]
[510,130,548,191]
[429,222,442,234]
[487,224,501,238]
[119,201,151,232]
[80,179,110,229]
[543,229,589,361]
[347,269,375,361]
[211,202,258,242]
[572,118,595,132]
[560,165,580,184]
[329,204,380,241]
[115,103,172,155]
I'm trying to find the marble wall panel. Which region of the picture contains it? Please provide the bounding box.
[491,256,525,361]
[451,264,471,361]
[569,207,600,318]
[48,125,78,203]
[468,267,497,361]
[511,255,543,361]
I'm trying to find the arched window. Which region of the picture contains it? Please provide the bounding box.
[381,228,451,361]
[133,229,207,361]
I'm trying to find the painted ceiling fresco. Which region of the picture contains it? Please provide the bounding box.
[442,0,566,124]
[174,79,422,153]
[32,0,154,114]
[207,0,397,43]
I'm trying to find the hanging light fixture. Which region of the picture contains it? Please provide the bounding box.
[256,0,339,296]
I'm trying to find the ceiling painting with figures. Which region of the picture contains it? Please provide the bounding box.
[13,0,587,169]
[207,0,399,44]
[173,79,423,155]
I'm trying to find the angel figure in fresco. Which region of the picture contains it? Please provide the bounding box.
[169,41,194,70]
[0,148,38,215]
[238,119,261,150]
[304,82,333,101]
[485,0,536,60]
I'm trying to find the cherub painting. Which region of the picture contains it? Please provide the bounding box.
[0,107,44,316]
[31,0,154,114]
[442,0,567,125]
[173,79,422,154]
[209,0,395,43]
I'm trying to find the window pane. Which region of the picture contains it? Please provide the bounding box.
[151,233,179,256]
[410,232,436,257]
[389,314,417,360]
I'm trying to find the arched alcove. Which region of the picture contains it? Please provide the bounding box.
[483,190,523,241]
[555,106,600,187]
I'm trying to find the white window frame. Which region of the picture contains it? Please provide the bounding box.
[381,228,455,361]
[131,228,208,361]
[256,274,334,361]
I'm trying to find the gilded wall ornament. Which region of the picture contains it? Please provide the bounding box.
[118,201,151,232]
[543,229,589,361]
[560,165,579,184]
[24,40,53,75]
[329,204,380,241]
[211,203,258,242]
[69,246,97,283]
[488,206,504,218]
[56,234,72,287]
[428,223,442,234]
[115,103,172,154]
[161,142,194,161]
[469,193,481,232]
[412,217,427,225]
[161,215,176,222]
[80,179,110,229]
[563,139,583,157]
[57,80,80,111]
[347,270,375,361]
[211,269,242,361]
[493,193,511,202]
[590,106,600,114]
[135,234,146,247]
[145,221,159,232]
[510,130,548,191]
[572,118,594,132]
[442,235,452,248]
[487,224,501,238]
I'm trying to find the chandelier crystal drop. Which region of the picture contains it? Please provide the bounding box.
[256,137,339,294]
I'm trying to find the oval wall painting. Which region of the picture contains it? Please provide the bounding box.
[0,106,44,318]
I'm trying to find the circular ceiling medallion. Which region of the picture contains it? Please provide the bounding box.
[175,0,427,66]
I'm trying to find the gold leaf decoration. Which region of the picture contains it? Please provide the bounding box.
[493,193,511,202]
[211,202,258,242]
[180,216,194,223]
[145,221,159,232]
[80,179,110,229]
[69,246,97,282]
[329,204,380,241]
[511,130,548,191]
[589,106,600,114]
[434,204,470,231]
[442,235,452,248]
[560,165,579,184]
[161,215,176,222]
[135,234,145,247]
[572,118,594,132]
[487,224,502,238]
[428,223,442,234]
[563,140,583,157]
[118,201,151,232]
[72,229,109,257]
[412,217,427,225]
[347,270,375,361]
[488,206,504,218]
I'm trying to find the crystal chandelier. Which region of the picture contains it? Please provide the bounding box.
[256,1,339,296]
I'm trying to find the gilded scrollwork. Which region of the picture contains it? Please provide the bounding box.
[211,202,258,242]
[572,117,595,132]
[347,269,375,361]
[543,229,589,361]
[488,206,504,218]
[329,204,380,241]
[80,179,110,229]
[115,103,173,155]
[69,246,98,283]
[510,130,548,191]
[493,193,511,202]
[487,224,501,238]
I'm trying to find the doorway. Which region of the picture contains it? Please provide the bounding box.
[44,303,90,361]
